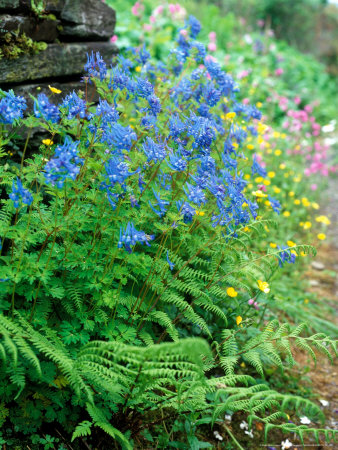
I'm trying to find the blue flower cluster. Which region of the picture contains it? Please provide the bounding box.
[9,178,33,208]
[0,90,27,124]
[34,94,60,123]
[277,246,297,268]
[62,92,86,119]
[118,222,154,253]
[44,136,82,188]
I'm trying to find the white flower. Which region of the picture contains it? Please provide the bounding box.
[300,416,311,424]
[213,430,223,441]
[281,438,293,449]
[320,399,329,407]
[244,430,254,438]
[239,420,248,430]
[224,414,232,422]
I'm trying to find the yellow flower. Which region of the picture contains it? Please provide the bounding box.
[283,211,290,217]
[247,144,254,150]
[284,173,289,178]
[268,171,275,178]
[301,198,310,207]
[195,210,205,216]
[293,176,301,182]
[288,191,295,197]
[281,133,287,139]
[256,101,263,108]
[257,280,270,293]
[42,139,53,146]
[273,187,281,194]
[287,240,296,247]
[227,287,238,298]
[135,66,142,72]
[303,221,312,229]
[225,112,236,120]
[236,315,243,325]
[304,298,309,304]
[255,177,263,183]
[273,131,280,138]
[263,179,271,186]
[270,242,277,248]
[312,202,319,210]
[242,202,248,207]
[243,226,250,232]
[279,163,286,169]
[267,149,272,154]
[240,361,246,368]
[275,149,282,156]
[244,174,251,180]
[264,200,271,207]
[294,199,301,205]
[316,215,331,225]
[317,233,326,240]
[252,190,268,198]
[48,85,62,94]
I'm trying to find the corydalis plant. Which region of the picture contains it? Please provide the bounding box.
[0,14,334,449]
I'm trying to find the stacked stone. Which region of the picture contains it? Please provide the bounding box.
[0,0,117,106]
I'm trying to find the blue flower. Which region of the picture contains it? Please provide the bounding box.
[251,155,267,178]
[142,137,167,163]
[149,190,169,217]
[44,136,82,188]
[190,41,206,62]
[118,222,154,253]
[167,149,187,172]
[186,15,201,38]
[277,246,296,268]
[146,95,161,116]
[61,91,86,119]
[109,66,130,91]
[268,195,281,214]
[134,76,154,98]
[9,178,33,208]
[104,156,136,189]
[176,200,195,223]
[187,113,216,149]
[166,250,175,271]
[0,90,27,124]
[169,114,186,140]
[101,123,137,152]
[136,44,151,66]
[84,51,107,82]
[34,93,60,123]
[95,99,119,125]
[202,82,221,107]
[184,182,206,206]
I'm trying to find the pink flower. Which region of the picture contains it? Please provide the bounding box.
[110,35,117,43]
[153,5,164,16]
[208,42,217,52]
[209,31,217,42]
[242,98,250,105]
[238,70,249,79]
[179,29,188,37]
[294,96,301,105]
[168,3,176,14]
[257,19,265,27]
[275,68,283,76]
[131,1,144,16]
[304,104,313,113]
[248,299,255,305]
[254,302,259,310]
[311,184,317,191]
[143,24,152,31]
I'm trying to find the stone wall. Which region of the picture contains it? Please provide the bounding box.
[0,0,117,105]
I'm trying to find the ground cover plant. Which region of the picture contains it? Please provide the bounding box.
[0,3,337,449]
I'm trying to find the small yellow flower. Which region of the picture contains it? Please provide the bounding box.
[42,139,53,146]
[273,187,281,194]
[252,190,268,198]
[302,198,310,207]
[225,112,236,120]
[287,240,296,247]
[283,211,290,217]
[135,66,142,72]
[281,133,287,139]
[293,176,301,182]
[264,200,271,207]
[195,210,205,216]
[243,226,250,232]
[275,149,282,156]
[304,298,309,304]
[227,287,238,297]
[316,215,331,225]
[267,149,272,154]
[244,174,251,180]
[312,202,319,210]
[263,179,271,186]
[270,242,277,248]
[257,280,270,294]
[284,173,289,178]
[288,191,295,197]
[317,233,326,240]
[48,85,62,94]
[255,176,263,183]
[242,202,248,207]
[294,199,301,205]
[268,171,275,178]
[247,144,254,150]
[279,163,286,170]
[236,315,243,325]
[303,221,312,229]
[256,101,263,108]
